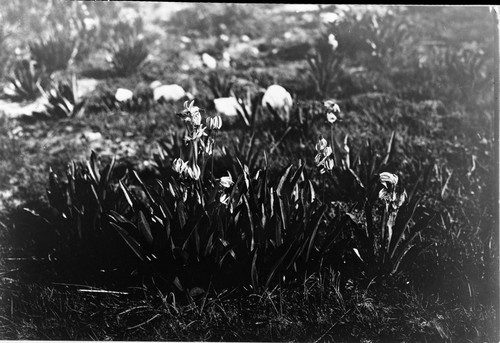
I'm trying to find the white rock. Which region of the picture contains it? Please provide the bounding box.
[83,17,98,30]
[82,131,102,142]
[214,97,246,117]
[261,85,293,122]
[320,12,339,24]
[0,97,48,118]
[153,84,193,102]
[115,88,134,102]
[180,36,192,44]
[226,42,260,60]
[202,53,217,69]
[149,80,162,89]
[11,126,23,136]
[76,78,99,98]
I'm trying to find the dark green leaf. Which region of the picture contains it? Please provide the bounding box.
[111,222,148,262]
[138,211,154,245]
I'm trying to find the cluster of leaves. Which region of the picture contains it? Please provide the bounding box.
[12,155,133,281]
[4,59,48,101]
[307,110,437,280]
[29,34,77,74]
[306,33,344,98]
[83,84,159,114]
[13,115,440,299]
[13,151,313,292]
[233,89,264,129]
[423,46,492,108]
[32,76,86,120]
[199,69,235,98]
[108,36,149,77]
[64,2,102,63]
[327,7,415,72]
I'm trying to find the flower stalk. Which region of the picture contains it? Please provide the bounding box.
[172,100,224,205]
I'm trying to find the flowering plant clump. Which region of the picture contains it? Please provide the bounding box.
[173,100,223,183]
[308,112,427,278]
[307,31,344,97]
[311,101,343,177]
[375,171,410,267]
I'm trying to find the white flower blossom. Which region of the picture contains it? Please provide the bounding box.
[219,193,230,205]
[219,172,234,188]
[315,137,328,152]
[378,172,406,210]
[206,116,222,130]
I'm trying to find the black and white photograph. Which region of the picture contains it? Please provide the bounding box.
[0,2,498,341]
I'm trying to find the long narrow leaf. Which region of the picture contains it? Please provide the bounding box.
[305,206,326,263]
[242,194,255,251]
[111,222,148,262]
[381,131,396,166]
[265,243,295,288]
[250,248,259,291]
[132,170,158,207]
[276,164,293,197]
[138,211,154,245]
[119,181,134,209]
[100,155,116,188]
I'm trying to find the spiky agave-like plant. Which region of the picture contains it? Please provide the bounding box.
[4,59,46,101]
[34,75,86,119]
[108,36,149,77]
